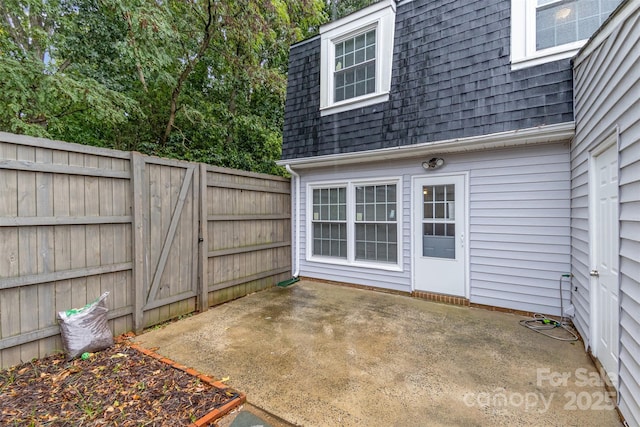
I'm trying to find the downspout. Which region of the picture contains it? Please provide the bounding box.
[278,164,300,287]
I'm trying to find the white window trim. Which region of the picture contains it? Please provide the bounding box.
[320,0,396,116]
[511,0,590,70]
[306,177,403,272]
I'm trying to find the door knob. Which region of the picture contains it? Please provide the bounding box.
[590,270,599,277]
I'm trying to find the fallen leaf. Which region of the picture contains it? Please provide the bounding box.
[110,353,128,359]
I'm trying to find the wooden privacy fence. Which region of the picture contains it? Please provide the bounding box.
[0,132,291,369]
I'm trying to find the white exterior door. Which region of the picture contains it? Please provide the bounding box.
[591,143,619,382]
[413,175,466,296]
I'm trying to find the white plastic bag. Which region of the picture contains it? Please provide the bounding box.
[57,292,114,359]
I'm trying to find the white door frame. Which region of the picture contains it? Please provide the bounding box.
[410,172,470,298]
[588,133,620,388]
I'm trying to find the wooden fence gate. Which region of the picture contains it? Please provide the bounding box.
[132,154,201,328]
[0,133,291,369]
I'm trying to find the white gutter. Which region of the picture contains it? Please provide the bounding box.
[285,164,300,278]
[277,122,575,169]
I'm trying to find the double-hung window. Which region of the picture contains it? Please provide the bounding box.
[319,0,395,115]
[311,187,347,258]
[355,184,397,263]
[309,180,401,269]
[511,0,621,69]
[334,29,377,102]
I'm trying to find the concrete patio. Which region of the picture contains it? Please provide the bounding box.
[134,280,622,426]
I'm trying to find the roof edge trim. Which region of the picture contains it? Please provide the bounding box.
[277,122,575,169]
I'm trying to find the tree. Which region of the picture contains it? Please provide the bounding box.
[0,0,328,174]
[326,0,379,21]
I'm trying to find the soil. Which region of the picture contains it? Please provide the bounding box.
[0,337,239,426]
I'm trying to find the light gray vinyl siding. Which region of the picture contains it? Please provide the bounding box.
[467,144,571,316]
[295,143,571,314]
[573,4,640,426]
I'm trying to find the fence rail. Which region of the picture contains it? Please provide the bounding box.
[0,132,291,369]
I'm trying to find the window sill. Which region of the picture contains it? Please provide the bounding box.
[307,255,402,272]
[511,43,585,71]
[320,92,389,117]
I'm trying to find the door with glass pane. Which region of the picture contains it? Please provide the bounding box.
[413,175,465,296]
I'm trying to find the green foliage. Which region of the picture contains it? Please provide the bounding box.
[326,0,380,21]
[0,0,327,175]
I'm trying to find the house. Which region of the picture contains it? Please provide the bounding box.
[277,0,639,425]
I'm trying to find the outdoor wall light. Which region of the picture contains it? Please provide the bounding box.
[422,157,445,170]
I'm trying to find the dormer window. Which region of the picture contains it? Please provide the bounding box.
[511,0,621,70]
[320,0,395,116]
[334,29,377,102]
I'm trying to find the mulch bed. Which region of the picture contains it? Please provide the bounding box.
[0,337,243,426]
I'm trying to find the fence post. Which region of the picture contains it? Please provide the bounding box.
[199,163,209,313]
[131,152,146,333]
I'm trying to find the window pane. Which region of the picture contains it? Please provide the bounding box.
[356,242,365,258]
[424,203,433,219]
[321,205,328,220]
[387,185,396,202]
[330,205,338,221]
[365,45,375,61]
[366,30,376,45]
[389,224,397,241]
[365,204,375,221]
[365,186,374,202]
[345,84,354,99]
[344,38,354,53]
[345,52,354,68]
[345,70,355,84]
[366,63,376,79]
[330,240,339,256]
[366,79,375,94]
[446,223,456,237]
[387,244,397,262]
[356,81,366,97]
[387,204,396,220]
[556,21,577,45]
[445,185,455,201]
[355,49,365,64]
[423,223,433,236]
[535,0,619,50]
[423,186,433,202]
